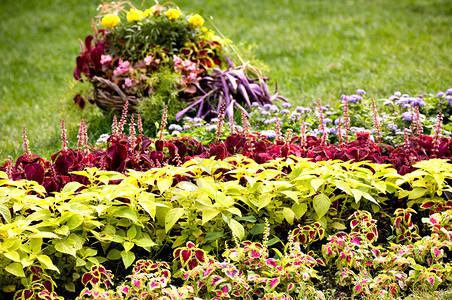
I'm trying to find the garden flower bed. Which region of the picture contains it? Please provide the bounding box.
[2,1,452,299]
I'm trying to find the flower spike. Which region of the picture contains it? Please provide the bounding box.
[159,105,168,141]
[61,119,68,153]
[22,126,32,161]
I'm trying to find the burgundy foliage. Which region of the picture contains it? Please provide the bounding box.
[3,128,452,194]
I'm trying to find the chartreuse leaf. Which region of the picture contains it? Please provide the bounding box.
[292,203,307,219]
[281,190,299,203]
[138,193,157,219]
[37,255,59,273]
[202,208,220,225]
[311,178,325,191]
[0,203,11,223]
[5,262,25,277]
[157,178,173,194]
[114,206,139,224]
[409,187,426,199]
[228,219,245,241]
[62,181,84,194]
[54,238,77,257]
[282,207,296,225]
[121,250,135,268]
[313,193,330,219]
[4,250,20,262]
[165,208,185,233]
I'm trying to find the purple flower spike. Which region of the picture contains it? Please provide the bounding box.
[437,92,445,98]
[394,91,402,97]
[446,88,452,95]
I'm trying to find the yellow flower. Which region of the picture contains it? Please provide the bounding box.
[188,14,204,27]
[144,7,155,17]
[127,8,145,22]
[165,8,181,20]
[101,14,120,29]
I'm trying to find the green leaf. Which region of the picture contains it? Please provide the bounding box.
[107,249,121,260]
[54,239,77,257]
[29,232,61,239]
[62,181,83,194]
[250,224,265,235]
[331,222,347,230]
[333,180,352,195]
[66,215,84,230]
[0,203,11,223]
[157,178,173,194]
[351,189,363,203]
[138,195,156,219]
[114,207,139,224]
[5,263,25,277]
[409,187,426,200]
[226,207,242,216]
[127,226,137,239]
[228,219,245,241]
[30,238,42,254]
[121,250,135,269]
[311,178,325,191]
[205,231,224,241]
[281,190,299,203]
[37,255,59,273]
[165,208,185,233]
[135,237,157,248]
[313,193,330,219]
[202,208,220,225]
[282,207,296,225]
[4,250,20,262]
[267,237,280,246]
[237,215,257,223]
[256,194,272,210]
[123,241,134,252]
[374,181,386,193]
[292,203,307,219]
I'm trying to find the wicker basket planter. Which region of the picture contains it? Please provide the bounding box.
[91,76,140,113]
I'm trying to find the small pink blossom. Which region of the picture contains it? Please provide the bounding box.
[144,54,154,65]
[114,59,132,76]
[100,54,112,64]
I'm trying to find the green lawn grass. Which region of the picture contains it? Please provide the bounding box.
[1,0,451,160]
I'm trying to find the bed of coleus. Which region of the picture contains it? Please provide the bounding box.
[1,155,452,299]
[2,92,452,299]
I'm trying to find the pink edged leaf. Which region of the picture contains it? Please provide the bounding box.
[267,278,279,290]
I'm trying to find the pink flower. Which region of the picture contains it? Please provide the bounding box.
[144,54,154,65]
[114,59,132,76]
[122,78,135,88]
[100,55,112,64]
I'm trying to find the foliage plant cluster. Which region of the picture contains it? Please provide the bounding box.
[2,156,452,299]
[73,1,282,126]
